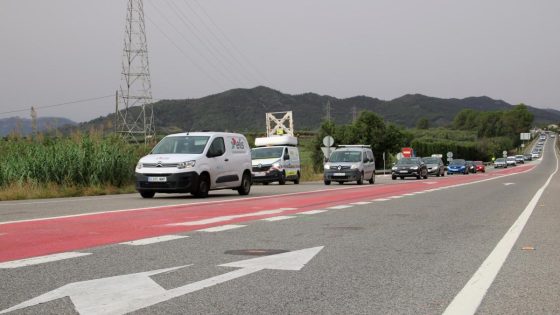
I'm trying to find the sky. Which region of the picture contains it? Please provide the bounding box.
[1,0,559,122]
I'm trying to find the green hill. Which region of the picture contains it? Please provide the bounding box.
[80,86,560,134]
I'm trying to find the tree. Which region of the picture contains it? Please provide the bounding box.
[416,117,430,129]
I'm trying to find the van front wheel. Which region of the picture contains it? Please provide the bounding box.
[293,172,300,184]
[140,191,155,199]
[278,172,286,185]
[237,173,251,195]
[192,174,210,198]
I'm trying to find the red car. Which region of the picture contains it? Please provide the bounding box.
[474,161,485,173]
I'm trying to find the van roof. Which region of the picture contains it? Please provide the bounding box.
[165,131,245,138]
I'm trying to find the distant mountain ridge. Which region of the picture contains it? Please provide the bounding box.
[72,86,560,134]
[0,117,77,137]
[151,87,560,131]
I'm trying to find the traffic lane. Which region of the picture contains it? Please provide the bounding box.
[0,156,550,314]
[0,164,535,262]
[477,148,560,314]
[0,159,536,223]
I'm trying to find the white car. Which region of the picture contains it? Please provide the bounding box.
[506,156,517,167]
[135,132,252,198]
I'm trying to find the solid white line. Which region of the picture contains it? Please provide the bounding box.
[350,202,372,205]
[327,205,353,209]
[261,216,296,222]
[196,225,246,232]
[443,142,559,315]
[0,252,91,269]
[119,235,188,246]
[169,208,296,226]
[402,193,417,196]
[298,210,328,215]
[388,195,403,199]
[373,198,390,201]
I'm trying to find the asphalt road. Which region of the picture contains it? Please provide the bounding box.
[0,137,558,314]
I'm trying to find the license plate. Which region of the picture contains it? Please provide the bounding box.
[333,173,345,176]
[148,176,167,182]
[399,171,408,173]
[253,172,266,177]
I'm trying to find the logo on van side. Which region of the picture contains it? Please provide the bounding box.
[230,137,246,152]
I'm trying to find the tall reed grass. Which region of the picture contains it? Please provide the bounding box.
[0,133,148,188]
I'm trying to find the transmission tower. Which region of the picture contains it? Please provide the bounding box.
[325,100,332,122]
[116,0,155,144]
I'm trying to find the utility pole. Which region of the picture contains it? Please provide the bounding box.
[116,0,155,144]
[325,100,331,122]
[30,106,37,138]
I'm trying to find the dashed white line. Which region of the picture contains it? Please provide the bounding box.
[119,235,189,246]
[169,208,296,226]
[327,205,353,209]
[388,195,403,199]
[261,216,296,222]
[402,193,417,196]
[373,198,390,201]
[196,225,246,233]
[298,210,328,215]
[349,202,372,205]
[0,252,91,269]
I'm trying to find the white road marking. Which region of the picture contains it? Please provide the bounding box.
[0,252,91,269]
[350,201,372,205]
[444,142,559,315]
[402,193,417,196]
[424,182,438,185]
[503,182,515,186]
[327,205,353,209]
[196,225,246,232]
[298,210,328,215]
[373,198,390,201]
[388,195,403,199]
[0,247,323,315]
[169,208,296,226]
[119,235,188,246]
[261,216,296,222]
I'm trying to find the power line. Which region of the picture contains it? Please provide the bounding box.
[0,95,114,116]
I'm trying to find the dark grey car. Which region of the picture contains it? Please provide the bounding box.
[422,157,445,177]
[391,157,428,180]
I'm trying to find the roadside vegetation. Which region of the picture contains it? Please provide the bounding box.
[0,104,539,201]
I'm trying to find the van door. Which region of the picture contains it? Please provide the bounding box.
[206,137,230,188]
[365,150,375,179]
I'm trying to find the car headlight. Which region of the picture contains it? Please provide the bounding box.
[177,160,196,169]
[391,166,397,170]
[272,162,281,169]
[136,162,142,169]
[351,164,359,169]
[460,166,465,169]
[324,164,331,170]
[410,166,418,170]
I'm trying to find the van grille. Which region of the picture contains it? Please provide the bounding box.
[142,163,178,168]
[252,165,271,172]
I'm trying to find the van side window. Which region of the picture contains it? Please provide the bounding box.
[367,151,374,162]
[207,137,225,157]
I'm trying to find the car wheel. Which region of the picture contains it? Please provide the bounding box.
[400,176,404,180]
[416,174,421,180]
[293,172,300,184]
[262,182,269,185]
[392,175,397,180]
[278,172,286,185]
[369,173,375,184]
[237,172,251,195]
[357,173,364,185]
[140,191,155,199]
[192,174,210,198]
[338,181,344,185]
[324,180,331,185]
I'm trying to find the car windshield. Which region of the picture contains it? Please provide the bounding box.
[397,157,420,165]
[475,161,483,165]
[251,147,283,159]
[449,159,465,165]
[329,150,362,163]
[496,158,506,162]
[151,136,210,154]
[422,157,439,164]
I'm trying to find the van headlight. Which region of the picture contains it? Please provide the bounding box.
[272,162,281,169]
[324,164,331,170]
[351,164,359,169]
[177,160,196,169]
[136,162,142,169]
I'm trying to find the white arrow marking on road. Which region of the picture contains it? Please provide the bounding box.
[0,246,324,315]
[503,182,515,186]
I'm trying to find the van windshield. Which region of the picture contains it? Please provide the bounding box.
[329,151,362,163]
[251,147,283,159]
[151,136,210,154]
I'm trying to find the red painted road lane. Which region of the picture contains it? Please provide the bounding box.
[0,164,534,263]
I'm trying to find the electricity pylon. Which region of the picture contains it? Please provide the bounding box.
[116,0,155,144]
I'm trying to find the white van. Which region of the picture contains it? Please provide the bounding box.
[251,135,301,185]
[135,132,252,198]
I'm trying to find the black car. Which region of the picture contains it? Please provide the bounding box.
[466,161,477,173]
[391,157,428,180]
[422,157,445,177]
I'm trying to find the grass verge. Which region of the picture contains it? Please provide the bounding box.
[0,182,137,201]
